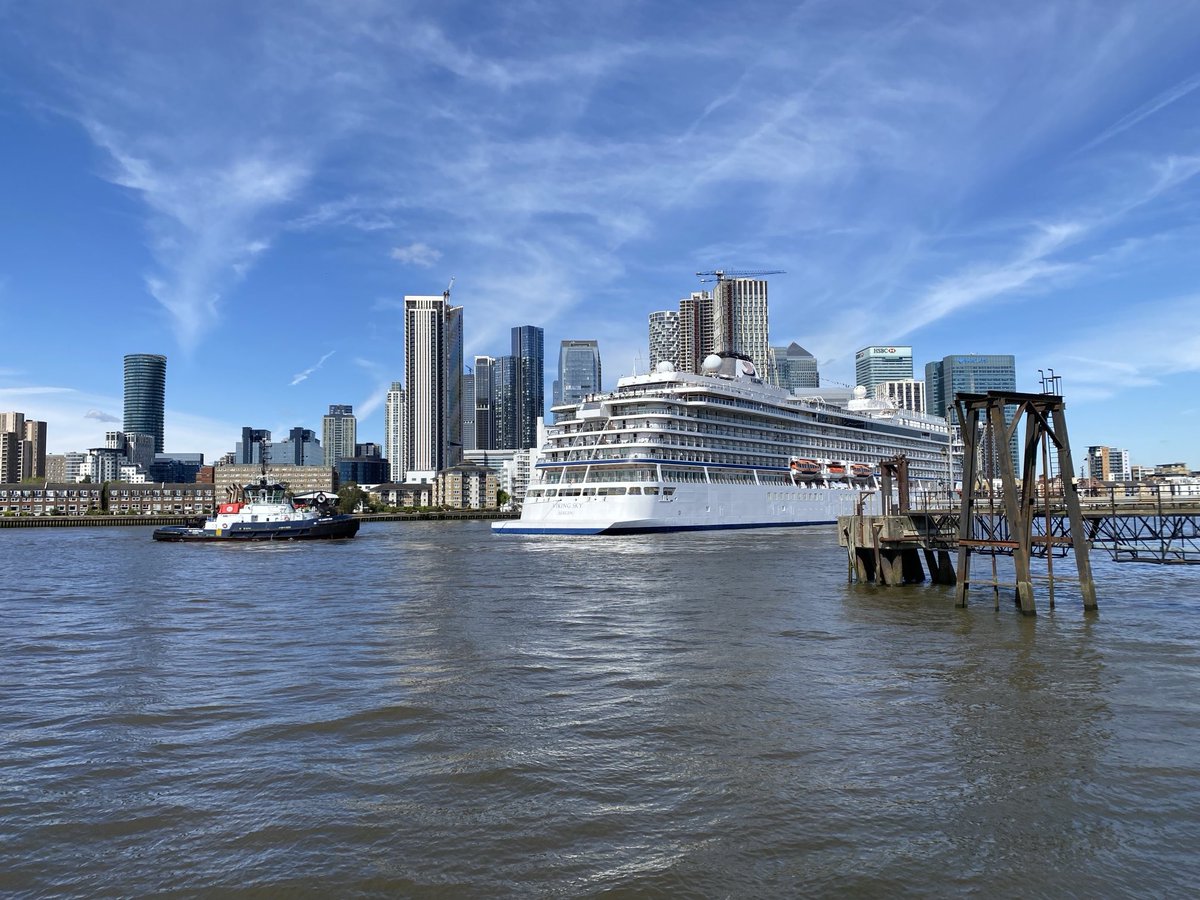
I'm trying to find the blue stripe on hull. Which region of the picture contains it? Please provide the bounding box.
[491,525,608,535]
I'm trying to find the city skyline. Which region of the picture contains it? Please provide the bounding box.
[2,5,1200,467]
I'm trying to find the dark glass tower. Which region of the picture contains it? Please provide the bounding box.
[123,353,167,453]
[511,325,544,450]
[493,355,518,450]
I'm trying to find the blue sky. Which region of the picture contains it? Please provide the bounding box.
[2,1,1199,468]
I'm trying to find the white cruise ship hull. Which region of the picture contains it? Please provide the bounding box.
[493,482,882,534]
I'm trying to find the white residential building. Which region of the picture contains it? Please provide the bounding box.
[715,277,770,377]
[403,292,463,481]
[385,382,405,482]
[648,310,681,371]
[875,379,926,414]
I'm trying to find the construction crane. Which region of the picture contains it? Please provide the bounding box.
[443,275,455,301]
[696,268,784,283]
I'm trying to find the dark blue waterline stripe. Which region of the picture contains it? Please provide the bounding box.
[493,519,837,535]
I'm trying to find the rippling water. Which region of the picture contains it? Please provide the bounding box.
[3,521,1199,896]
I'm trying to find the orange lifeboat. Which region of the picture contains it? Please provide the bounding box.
[850,463,873,479]
[789,458,821,478]
[826,461,847,477]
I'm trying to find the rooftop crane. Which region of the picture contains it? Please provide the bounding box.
[696,268,784,283]
[443,275,455,301]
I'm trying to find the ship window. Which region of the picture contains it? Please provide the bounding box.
[662,487,676,496]
[628,487,642,494]
[645,487,659,495]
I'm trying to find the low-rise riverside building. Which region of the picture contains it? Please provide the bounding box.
[106,483,216,515]
[0,483,104,516]
[371,482,435,508]
[435,463,499,509]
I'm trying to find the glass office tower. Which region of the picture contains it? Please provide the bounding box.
[511,325,544,450]
[123,353,167,453]
[556,340,601,411]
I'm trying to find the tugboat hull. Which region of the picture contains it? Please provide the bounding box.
[152,516,360,542]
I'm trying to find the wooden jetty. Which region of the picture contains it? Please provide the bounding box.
[837,392,1200,608]
[841,391,1098,616]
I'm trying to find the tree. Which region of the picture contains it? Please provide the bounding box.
[338,482,364,514]
[496,489,511,508]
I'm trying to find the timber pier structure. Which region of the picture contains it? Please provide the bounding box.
[840,390,1200,616]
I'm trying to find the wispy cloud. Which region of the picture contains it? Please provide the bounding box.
[1048,293,1200,400]
[84,409,120,423]
[1079,73,1200,154]
[356,381,391,421]
[290,350,336,386]
[83,120,312,350]
[390,242,442,267]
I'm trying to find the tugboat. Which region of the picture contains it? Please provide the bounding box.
[153,471,359,543]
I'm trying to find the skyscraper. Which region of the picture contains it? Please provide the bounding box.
[322,405,357,468]
[237,427,272,464]
[1,412,46,481]
[556,340,601,411]
[679,291,714,374]
[648,311,681,370]
[0,412,24,483]
[855,346,914,393]
[403,293,464,480]
[714,277,770,376]
[924,354,1017,419]
[511,325,544,450]
[493,355,518,450]
[462,371,476,453]
[22,418,47,479]
[926,353,1018,470]
[123,353,167,453]
[473,356,496,451]
[768,342,820,391]
[276,427,323,466]
[385,382,405,481]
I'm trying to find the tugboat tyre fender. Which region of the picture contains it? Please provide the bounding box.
[316,492,327,503]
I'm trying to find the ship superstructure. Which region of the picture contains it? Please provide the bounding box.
[493,354,952,534]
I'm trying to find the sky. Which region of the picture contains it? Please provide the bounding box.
[2,1,1199,468]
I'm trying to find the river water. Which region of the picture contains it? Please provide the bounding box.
[2,521,1198,897]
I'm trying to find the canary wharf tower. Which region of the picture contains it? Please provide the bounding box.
[124,353,167,453]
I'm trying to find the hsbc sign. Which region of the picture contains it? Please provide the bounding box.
[857,346,912,360]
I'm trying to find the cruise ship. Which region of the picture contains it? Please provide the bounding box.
[493,352,953,535]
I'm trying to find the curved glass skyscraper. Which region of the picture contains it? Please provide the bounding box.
[123,353,167,453]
